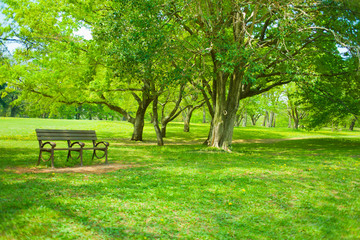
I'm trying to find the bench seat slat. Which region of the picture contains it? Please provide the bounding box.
[36,129,95,133]
[37,133,96,137]
[37,134,97,139]
[38,137,98,140]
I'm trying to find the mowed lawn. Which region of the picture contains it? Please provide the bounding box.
[0,118,359,239]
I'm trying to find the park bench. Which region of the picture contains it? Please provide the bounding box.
[36,129,109,168]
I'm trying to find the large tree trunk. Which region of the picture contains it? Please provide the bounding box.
[208,69,240,151]
[131,105,148,141]
[210,108,237,151]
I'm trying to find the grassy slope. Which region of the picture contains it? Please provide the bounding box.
[0,118,359,239]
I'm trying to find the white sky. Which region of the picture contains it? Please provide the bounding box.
[75,27,92,40]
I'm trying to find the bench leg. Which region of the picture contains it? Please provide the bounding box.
[105,149,108,164]
[66,150,71,161]
[80,149,83,167]
[91,150,95,160]
[37,151,42,166]
[50,149,55,168]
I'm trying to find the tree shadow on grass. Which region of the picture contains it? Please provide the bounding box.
[0,177,164,239]
[0,148,38,169]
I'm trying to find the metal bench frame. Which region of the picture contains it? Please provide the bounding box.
[36,129,109,168]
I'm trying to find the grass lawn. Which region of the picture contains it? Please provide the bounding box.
[0,117,359,239]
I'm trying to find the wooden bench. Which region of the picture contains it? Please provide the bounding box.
[36,129,109,168]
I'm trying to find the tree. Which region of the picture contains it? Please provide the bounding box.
[0,83,22,117]
[245,95,266,126]
[180,85,205,132]
[167,0,360,150]
[285,84,308,129]
[297,71,360,130]
[2,0,183,141]
[92,0,177,141]
[159,84,186,137]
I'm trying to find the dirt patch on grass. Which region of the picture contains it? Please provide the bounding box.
[5,163,140,174]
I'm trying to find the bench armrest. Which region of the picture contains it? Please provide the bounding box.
[95,141,109,148]
[41,141,56,148]
[70,142,85,148]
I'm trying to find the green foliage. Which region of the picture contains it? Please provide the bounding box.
[296,71,360,129]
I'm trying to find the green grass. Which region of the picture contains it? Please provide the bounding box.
[0,117,360,239]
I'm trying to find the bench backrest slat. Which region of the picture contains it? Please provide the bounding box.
[36,129,97,141]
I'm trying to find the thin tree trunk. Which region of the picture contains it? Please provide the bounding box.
[152,96,163,146]
[183,106,196,132]
[267,111,274,128]
[234,114,242,127]
[349,118,356,131]
[294,118,299,129]
[203,120,213,145]
[184,114,191,132]
[161,124,167,137]
[182,103,204,133]
[202,105,207,123]
[262,111,268,127]
[242,110,247,127]
[10,107,17,117]
[272,115,276,128]
[250,115,256,126]
[332,121,338,131]
[288,115,292,128]
[183,109,192,132]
